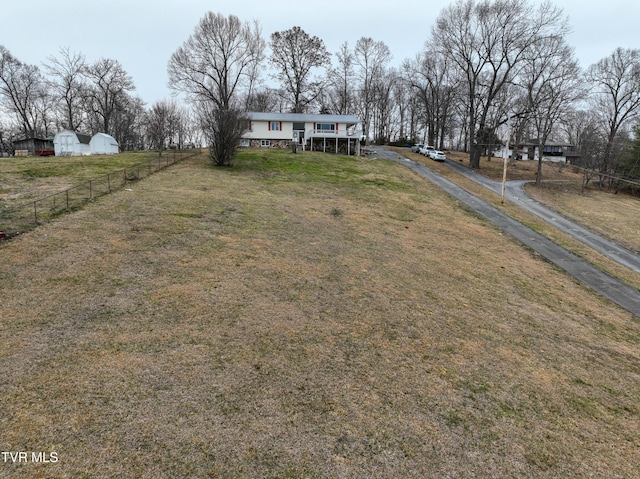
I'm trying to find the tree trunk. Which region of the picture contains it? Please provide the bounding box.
[536,157,543,185]
[470,144,481,169]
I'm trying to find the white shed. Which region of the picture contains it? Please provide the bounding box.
[53,130,91,156]
[90,133,119,155]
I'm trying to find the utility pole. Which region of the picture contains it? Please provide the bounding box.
[501,115,512,205]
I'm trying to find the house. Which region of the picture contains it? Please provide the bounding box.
[90,132,119,155]
[53,130,91,156]
[493,139,574,164]
[241,112,363,156]
[519,139,574,163]
[13,137,55,156]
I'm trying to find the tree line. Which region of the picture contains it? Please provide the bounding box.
[0,46,202,153]
[1,0,639,182]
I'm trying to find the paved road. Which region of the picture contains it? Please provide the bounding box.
[369,146,640,317]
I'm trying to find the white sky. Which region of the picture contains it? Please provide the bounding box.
[2,0,638,105]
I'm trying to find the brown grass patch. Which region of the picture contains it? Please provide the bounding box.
[526,181,640,254]
[1,150,638,478]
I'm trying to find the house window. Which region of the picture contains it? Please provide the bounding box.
[316,123,336,133]
[269,121,281,131]
[543,146,563,156]
[260,140,271,147]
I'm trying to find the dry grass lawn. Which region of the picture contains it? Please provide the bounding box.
[525,181,640,254]
[0,151,162,204]
[1,149,638,478]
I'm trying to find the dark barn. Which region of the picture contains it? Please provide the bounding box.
[13,137,55,156]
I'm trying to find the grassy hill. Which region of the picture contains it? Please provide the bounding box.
[1,149,638,478]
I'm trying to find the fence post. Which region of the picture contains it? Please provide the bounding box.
[33,201,37,224]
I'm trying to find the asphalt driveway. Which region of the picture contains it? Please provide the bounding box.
[369,146,640,317]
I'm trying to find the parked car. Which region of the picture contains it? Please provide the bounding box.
[419,145,435,156]
[411,143,424,153]
[429,150,447,161]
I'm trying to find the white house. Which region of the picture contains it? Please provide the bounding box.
[519,140,574,163]
[90,132,119,155]
[241,112,363,155]
[53,130,91,156]
[493,139,574,164]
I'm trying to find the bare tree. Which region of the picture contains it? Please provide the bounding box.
[586,48,640,185]
[559,109,604,191]
[146,99,183,153]
[269,26,330,113]
[520,36,582,184]
[432,0,568,168]
[168,12,265,165]
[324,42,356,115]
[404,47,460,149]
[84,57,135,135]
[169,12,264,111]
[179,108,205,149]
[244,87,280,113]
[616,125,640,193]
[111,95,146,151]
[371,67,397,144]
[0,46,50,137]
[43,47,87,132]
[199,105,247,166]
[391,74,413,142]
[0,116,19,154]
[353,37,392,142]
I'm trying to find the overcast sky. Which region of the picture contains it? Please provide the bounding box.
[2,0,638,105]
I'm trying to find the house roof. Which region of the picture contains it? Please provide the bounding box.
[522,139,573,147]
[14,137,53,144]
[55,129,91,144]
[91,132,119,145]
[246,112,361,125]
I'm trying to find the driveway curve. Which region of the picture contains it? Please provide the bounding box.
[442,158,640,275]
[369,146,640,317]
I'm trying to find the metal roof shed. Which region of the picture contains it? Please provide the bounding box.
[53,130,91,156]
[90,133,119,155]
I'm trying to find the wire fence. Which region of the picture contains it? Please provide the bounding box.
[1,149,200,236]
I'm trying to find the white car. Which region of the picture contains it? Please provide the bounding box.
[429,150,447,161]
[418,145,434,156]
[411,143,424,153]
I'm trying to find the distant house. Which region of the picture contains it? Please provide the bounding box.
[493,139,574,164]
[519,139,574,163]
[54,130,91,156]
[241,112,363,156]
[90,132,119,155]
[13,137,55,156]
